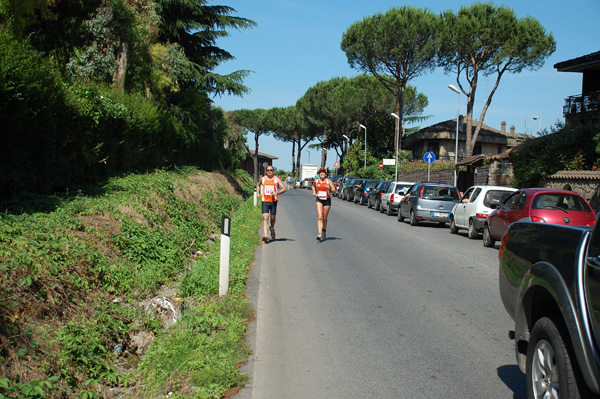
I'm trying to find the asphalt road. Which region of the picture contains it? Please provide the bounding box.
[236,187,527,399]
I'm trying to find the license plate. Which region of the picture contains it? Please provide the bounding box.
[432,212,449,218]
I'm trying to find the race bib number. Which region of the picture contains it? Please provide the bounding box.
[317,191,328,200]
[264,186,275,196]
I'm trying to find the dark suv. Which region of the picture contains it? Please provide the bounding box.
[353,179,381,205]
[368,180,392,210]
[398,182,460,226]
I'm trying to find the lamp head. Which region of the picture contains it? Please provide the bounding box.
[448,84,460,94]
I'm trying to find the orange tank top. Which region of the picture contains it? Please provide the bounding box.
[315,178,330,200]
[261,176,279,202]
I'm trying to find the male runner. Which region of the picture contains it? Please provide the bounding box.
[256,166,287,243]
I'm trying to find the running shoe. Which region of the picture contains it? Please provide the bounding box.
[270,227,276,240]
[322,230,326,238]
[262,235,269,243]
[316,234,322,241]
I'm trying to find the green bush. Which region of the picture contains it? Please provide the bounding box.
[511,121,600,188]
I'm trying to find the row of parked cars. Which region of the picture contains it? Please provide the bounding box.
[333,175,597,247]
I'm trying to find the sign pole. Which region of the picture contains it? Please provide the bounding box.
[219,215,231,297]
[423,152,436,182]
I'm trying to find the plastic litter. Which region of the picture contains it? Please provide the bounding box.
[145,296,180,327]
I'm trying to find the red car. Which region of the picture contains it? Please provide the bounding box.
[482,188,596,247]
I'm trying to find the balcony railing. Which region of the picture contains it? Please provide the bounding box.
[563,90,600,117]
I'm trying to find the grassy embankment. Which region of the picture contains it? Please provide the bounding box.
[0,167,262,399]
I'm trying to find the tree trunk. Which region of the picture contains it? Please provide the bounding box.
[112,41,128,91]
[253,134,260,181]
[291,141,296,176]
[321,129,328,168]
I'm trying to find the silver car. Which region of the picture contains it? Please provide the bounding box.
[398,182,460,226]
[449,185,517,238]
[380,181,415,216]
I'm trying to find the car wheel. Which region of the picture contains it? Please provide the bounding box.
[353,196,357,204]
[482,224,495,247]
[367,198,372,209]
[527,317,580,399]
[468,220,478,239]
[410,210,418,226]
[387,203,393,216]
[449,217,458,234]
[375,200,380,212]
[397,209,404,222]
[379,202,385,213]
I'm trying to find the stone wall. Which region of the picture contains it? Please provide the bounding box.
[541,170,600,213]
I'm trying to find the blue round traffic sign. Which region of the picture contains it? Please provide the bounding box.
[424,151,436,164]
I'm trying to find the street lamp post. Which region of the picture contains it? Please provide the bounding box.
[359,124,367,169]
[532,116,541,134]
[390,113,400,181]
[448,84,460,187]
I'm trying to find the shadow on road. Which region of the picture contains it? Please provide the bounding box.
[497,365,526,399]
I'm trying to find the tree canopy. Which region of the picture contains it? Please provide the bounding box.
[439,2,556,156]
[341,6,440,153]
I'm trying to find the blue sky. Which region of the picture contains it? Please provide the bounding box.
[211,0,599,172]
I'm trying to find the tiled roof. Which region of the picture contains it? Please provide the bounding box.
[548,170,600,179]
[456,154,485,166]
[245,147,279,159]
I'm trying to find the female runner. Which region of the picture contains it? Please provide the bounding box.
[312,167,336,241]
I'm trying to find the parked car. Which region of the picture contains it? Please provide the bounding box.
[398,182,460,225]
[344,178,364,201]
[353,179,380,205]
[367,180,392,211]
[449,185,517,239]
[380,181,415,216]
[294,179,301,188]
[337,176,358,199]
[301,177,314,189]
[483,187,596,247]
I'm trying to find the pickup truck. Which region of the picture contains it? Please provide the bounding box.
[499,219,600,398]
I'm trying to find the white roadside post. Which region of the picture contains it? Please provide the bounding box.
[254,187,257,208]
[219,215,231,297]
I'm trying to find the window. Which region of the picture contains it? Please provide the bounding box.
[427,141,440,158]
[473,144,482,155]
[462,187,475,203]
[502,192,520,211]
[484,190,514,208]
[471,188,482,202]
[514,192,527,210]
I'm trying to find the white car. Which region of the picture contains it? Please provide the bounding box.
[380,181,415,216]
[449,185,517,238]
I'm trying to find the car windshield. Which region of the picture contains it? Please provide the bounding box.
[483,190,515,208]
[366,181,379,189]
[422,186,458,200]
[532,193,593,212]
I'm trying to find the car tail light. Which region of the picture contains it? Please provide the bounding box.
[475,213,488,219]
[499,231,510,261]
[588,220,595,226]
[531,216,546,223]
[363,190,368,195]
[380,193,384,198]
[391,194,395,202]
[419,186,425,198]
